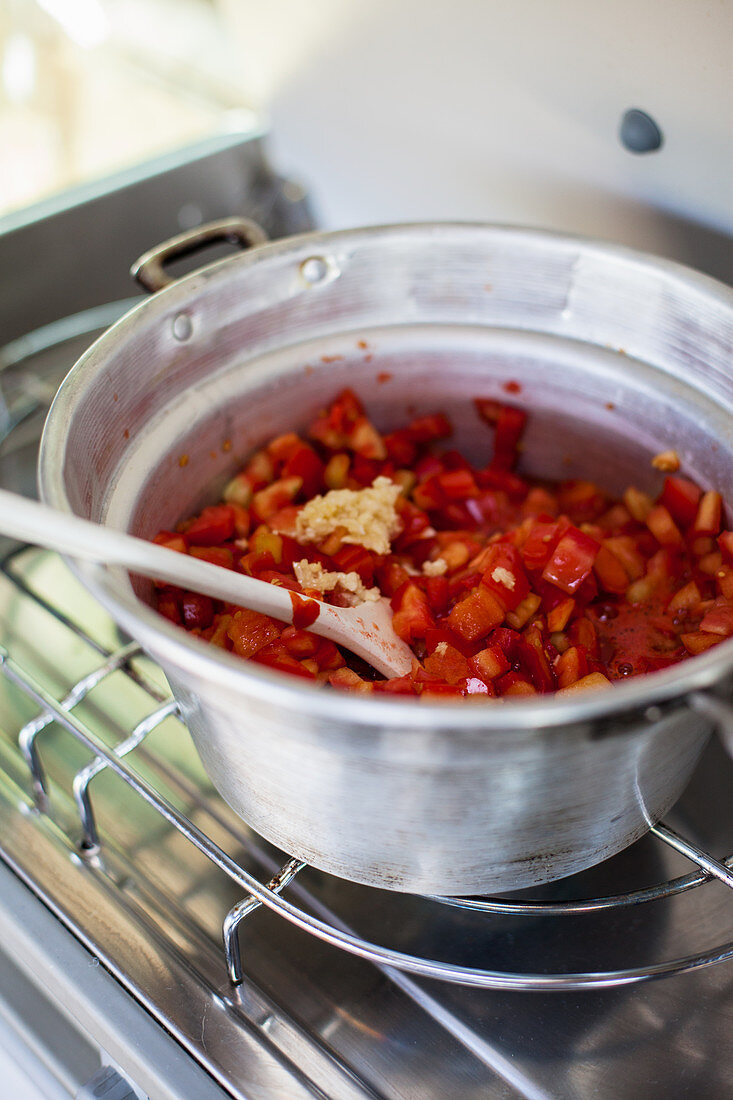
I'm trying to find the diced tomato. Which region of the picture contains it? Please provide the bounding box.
[593,545,629,594]
[391,583,435,643]
[181,592,214,630]
[521,624,557,693]
[681,631,723,655]
[520,517,569,571]
[479,543,530,610]
[495,671,537,696]
[558,481,608,523]
[227,610,282,658]
[373,675,417,695]
[474,399,527,470]
[251,477,303,523]
[282,444,325,497]
[447,585,505,642]
[407,413,452,443]
[424,642,470,684]
[699,598,733,637]
[328,668,374,692]
[541,527,600,594]
[436,469,478,500]
[154,531,188,554]
[718,531,733,565]
[468,645,511,681]
[646,505,683,547]
[331,544,377,584]
[660,476,701,527]
[281,626,320,658]
[157,587,182,624]
[693,491,723,537]
[424,575,450,615]
[189,545,234,569]
[253,644,318,680]
[505,592,542,630]
[185,505,236,546]
[555,645,589,689]
[547,597,575,632]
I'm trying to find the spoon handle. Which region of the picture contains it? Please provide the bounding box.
[0,488,297,621]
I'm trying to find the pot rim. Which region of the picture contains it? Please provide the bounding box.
[39,220,733,731]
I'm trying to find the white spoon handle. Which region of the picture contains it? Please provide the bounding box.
[0,488,414,677]
[0,487,299,619]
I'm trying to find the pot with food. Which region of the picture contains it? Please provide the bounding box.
[38,221,733,894]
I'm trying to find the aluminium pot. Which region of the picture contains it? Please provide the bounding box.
[38,219,733,896]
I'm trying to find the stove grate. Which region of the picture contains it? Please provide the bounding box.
[2,543,733,992]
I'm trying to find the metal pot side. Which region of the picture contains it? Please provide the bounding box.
[38,223,733,893]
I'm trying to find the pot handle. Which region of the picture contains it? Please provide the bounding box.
[130,216,269,293]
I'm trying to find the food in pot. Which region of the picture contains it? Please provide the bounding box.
[152,388,733,698]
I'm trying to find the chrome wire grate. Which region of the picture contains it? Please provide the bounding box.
[2,543,733,992]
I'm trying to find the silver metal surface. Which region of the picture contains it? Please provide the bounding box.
[38,222,733,894]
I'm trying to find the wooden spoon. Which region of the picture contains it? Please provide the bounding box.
[0,489,414,678]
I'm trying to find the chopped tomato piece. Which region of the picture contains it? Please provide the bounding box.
[424,642,470,684]
[479,543,530,610]
[227,610,282,658]
[646,505,683,547]
[541,527,600,595]
[185,505,236,546]
[181,592,214,630]
[391,583,435,643]
[474,399,527,470]
[660,476,701,527]
[699,598,733,637]
[189,546,234,569]
[693,491,723,537]
[447,586,505,642]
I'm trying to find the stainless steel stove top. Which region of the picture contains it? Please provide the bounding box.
[1,135,733,1100]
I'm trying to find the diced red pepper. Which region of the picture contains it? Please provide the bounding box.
[660,476,701,527]
[282,444,325,498]
[468,645,510,682]
[189,545,234,569]
[718,531,733,565]
[391,583,435,643]
[521,518,569,571]
[424,642,470,684]
[699,598,733,637]
[181,592,214,630]
[447,585,505,642]
[407,413,452,443]
[541,527,600,594]
[185,505,236,546]
[479,543,530,610]
[227,610,282,658]
[693,491,723,537]
[474,399,528,470]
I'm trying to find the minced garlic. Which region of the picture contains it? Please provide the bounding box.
[294,476,401,555]
[491,565,515,589]
[293,560,380,604]
[651,449,681,472]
